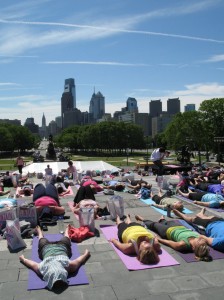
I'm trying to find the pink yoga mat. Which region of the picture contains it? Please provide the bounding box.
[100,225,180,270]
[59,185,74,197]
[27,234,89,290]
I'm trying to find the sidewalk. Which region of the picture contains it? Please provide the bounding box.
[0,174,224,300]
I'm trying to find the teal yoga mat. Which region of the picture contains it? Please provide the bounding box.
[140,198,193,216]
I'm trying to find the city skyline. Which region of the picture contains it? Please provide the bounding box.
[0,0,224,126]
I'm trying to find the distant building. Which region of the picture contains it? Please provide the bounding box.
[64,78,76,108]
[184,104,196,112]
[55,116,62,129]
[63,108,82,129]
[151,114,173,138]
[126,97,138,113]
[61,85,74,129]
[48,120,58,136]
[24,117,39,134]
[167,98,180,115]
[118,112,150,136]
[0,119,21,126]
[149,100,162,117]
[89,91,105,121]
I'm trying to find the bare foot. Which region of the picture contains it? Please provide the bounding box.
[201,208,206,215]
[36,225,42,235]
[19,255,26,263]
[135,215,143,221]
[158,215,165,222]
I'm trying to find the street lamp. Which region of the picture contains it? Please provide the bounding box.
[214,137,224,165]
[126,134,130,166]
[126,148,129,166]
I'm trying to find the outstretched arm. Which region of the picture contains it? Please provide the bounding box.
[151,203,166,210]
[193,201,209,207]
[67,249,90,273]
[19,255,41,275]
[110,238,135,255]
[157,237,187,251]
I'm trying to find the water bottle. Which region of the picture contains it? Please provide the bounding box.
[58,216,64,234]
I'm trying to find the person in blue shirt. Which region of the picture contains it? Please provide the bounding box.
[173,208,224,252]
[177,189,224,209]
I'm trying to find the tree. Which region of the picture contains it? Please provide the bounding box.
[164,111,208,152]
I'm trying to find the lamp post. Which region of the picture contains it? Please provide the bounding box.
[126,134,130,166]
[126,148,129,166]
[214,137,224,165]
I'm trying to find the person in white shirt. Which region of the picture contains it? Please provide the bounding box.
[150,148,170,175]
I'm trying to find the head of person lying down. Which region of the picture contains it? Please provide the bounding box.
[23,187,32,196]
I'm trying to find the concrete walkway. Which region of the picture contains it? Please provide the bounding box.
[0,173,224,300]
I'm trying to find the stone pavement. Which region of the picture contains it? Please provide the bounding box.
[1,174,224,300]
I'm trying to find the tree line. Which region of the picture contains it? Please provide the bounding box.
[0,98,223,156]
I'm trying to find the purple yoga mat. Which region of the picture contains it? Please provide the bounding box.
[175,220,224,262]
[27,234,89,290]
[100,225,179,270]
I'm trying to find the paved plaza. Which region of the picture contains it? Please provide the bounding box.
[1,170,224,300]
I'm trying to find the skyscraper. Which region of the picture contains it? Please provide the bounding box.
[61,78,76,129]
[184,104,196,112]
[89,91,105,120]
[149,100,162,117]
[167,98,180,115]
[64,78,76,108]
[42,113,46,127]
[126,97,138,113]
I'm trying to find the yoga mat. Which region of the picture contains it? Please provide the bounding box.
[175,194,224,212]
[27,234,89,290]
[174,220,224,262]
[140,198,193,215]
[100,225,179,270]
[59,185,74,197]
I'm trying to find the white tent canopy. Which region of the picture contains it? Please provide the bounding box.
[18,161,121,175]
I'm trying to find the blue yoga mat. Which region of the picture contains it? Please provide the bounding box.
[140,198,193,216]
[27,234,89,290]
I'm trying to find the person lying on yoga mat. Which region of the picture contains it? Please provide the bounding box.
[55,182,71,197]
[103,181,126,192]
[110,214,161,265]
[33,183,65,216]
[177,188,224,209]
[19,225,90,290]
[126,179,152,193]
[173,208,224,252]
[150,189,184,212]
[135,215,212,262]
[16,184,34,197]
[190,180,224,195]
[72,199,110,219]
[73,185,96,205]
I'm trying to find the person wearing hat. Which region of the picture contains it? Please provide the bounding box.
[19,225,90,290]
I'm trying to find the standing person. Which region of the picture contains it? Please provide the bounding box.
[67,160,77,182]
[45,165,53,186]
[16,154,25,175]
[19,225,90,290]
[150,148,170,176]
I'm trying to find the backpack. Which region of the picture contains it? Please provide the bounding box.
[68,226,95,243]
[140,187,151,199]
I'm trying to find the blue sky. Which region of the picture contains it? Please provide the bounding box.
[0,0,224,126]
